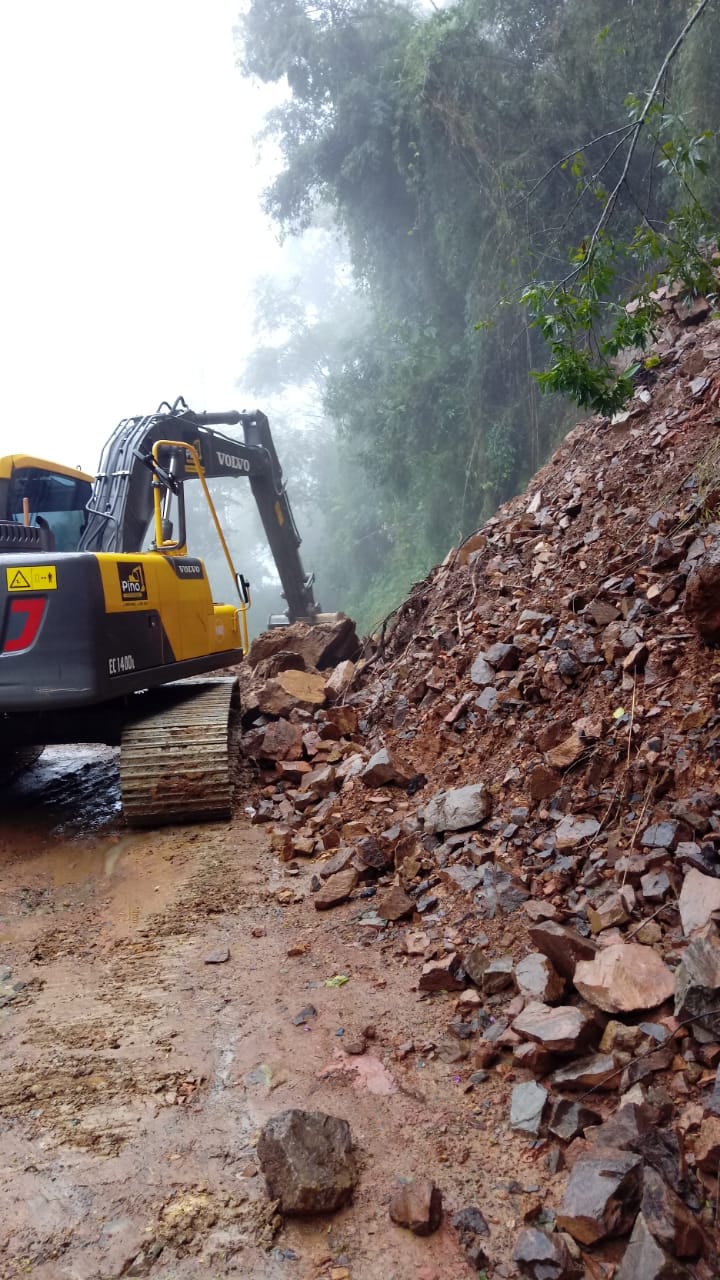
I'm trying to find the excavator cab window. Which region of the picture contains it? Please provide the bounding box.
[7,467,92,552]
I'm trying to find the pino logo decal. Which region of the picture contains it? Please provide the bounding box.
[118,563,148,602]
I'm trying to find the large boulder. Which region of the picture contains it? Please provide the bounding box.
[256,1109,358,1214]
[573,944,674,1014]
[557,1148,642,1244]
[247,616,360,671]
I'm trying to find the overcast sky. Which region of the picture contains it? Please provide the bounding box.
[0,0,282,472]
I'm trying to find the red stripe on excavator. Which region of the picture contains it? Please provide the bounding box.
[3,597,46,653]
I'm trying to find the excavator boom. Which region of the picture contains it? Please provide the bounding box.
[81,399,319,622]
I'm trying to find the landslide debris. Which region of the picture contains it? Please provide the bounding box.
[238,303,720,1277]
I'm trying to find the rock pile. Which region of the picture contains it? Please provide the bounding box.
[241,304,720,1275]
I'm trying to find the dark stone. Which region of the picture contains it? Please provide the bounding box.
[419,953,465,992]
[291,1004,317,1026]
[420,783,492,834]
[482,956,515,995]
[528,921,598,980]
[475,864,529,918]
[513,1041,556,1075]
[352,835,393,874]
[510,1082,548,1136]
[685,540,720,644]
[590,1104,687,1197]
[706,1062,720,1116]
[548,1099,602,1143]
[452,1206,491,1270]
[360,748,409,787]
[557,1147,642,1244]
[641,821,680,851]
[377,885,415,922]
[671,791,717,836]
[674,932,720,1037]
[388,1178,442,1236]
[256,1109,357,1214]
[513,1227,582,1279]
[485,642,521,671]
[551,1053,617,1092]
[641,1166,704,1257]
[615,1213,693,1280]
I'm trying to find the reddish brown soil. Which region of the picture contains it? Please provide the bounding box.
[1,750,543,1280]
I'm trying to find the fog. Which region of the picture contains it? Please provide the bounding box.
[0,0,282,473]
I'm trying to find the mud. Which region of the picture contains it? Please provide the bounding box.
[1,751,546,1279]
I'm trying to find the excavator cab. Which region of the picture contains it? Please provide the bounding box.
[0,456,93,553]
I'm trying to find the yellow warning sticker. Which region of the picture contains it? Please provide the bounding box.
[6,565,57,591]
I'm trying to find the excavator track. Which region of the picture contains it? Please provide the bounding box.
[120,678,239,827]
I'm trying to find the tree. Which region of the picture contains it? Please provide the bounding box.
[235,0,720,629]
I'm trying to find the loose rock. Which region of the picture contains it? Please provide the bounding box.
[420,783,491,834]
[388,1178,442,1236]
[256,1110,357,1214]
[513,1227,582,1279]
[510,1081,548,1136]
[557,1147,642,1244]
[615,1212,693,1280]
[512,1001,596,1055]
[314,869,359,911]
[574,944,675,1014]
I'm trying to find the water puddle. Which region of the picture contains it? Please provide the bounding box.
[2,744,122,835]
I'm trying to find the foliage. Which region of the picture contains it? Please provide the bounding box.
[234,0,720,629]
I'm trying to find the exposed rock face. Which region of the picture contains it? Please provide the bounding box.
[557,1147,642,1244]
[388,1178,442,1235]
[256,1110,357,1214]
[555,814,600,849]
[573,944,674,1013]
[695,1115,720,1173]
[377,885,415,921]
[551,1053,617,1092]
[255,669,327,716]
[419,783,491,834]
[419,953,465,992]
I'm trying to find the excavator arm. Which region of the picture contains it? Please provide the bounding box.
[81,398,318,623]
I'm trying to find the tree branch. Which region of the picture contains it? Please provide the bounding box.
[572,0,713,278]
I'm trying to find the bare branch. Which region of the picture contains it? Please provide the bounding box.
[573,0,714,277]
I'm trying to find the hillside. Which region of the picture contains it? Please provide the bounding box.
[238,294,720,1277]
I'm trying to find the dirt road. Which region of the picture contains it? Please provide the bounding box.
[0,750,548,1279]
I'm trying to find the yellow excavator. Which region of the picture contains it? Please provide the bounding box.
[0,398,322,825]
